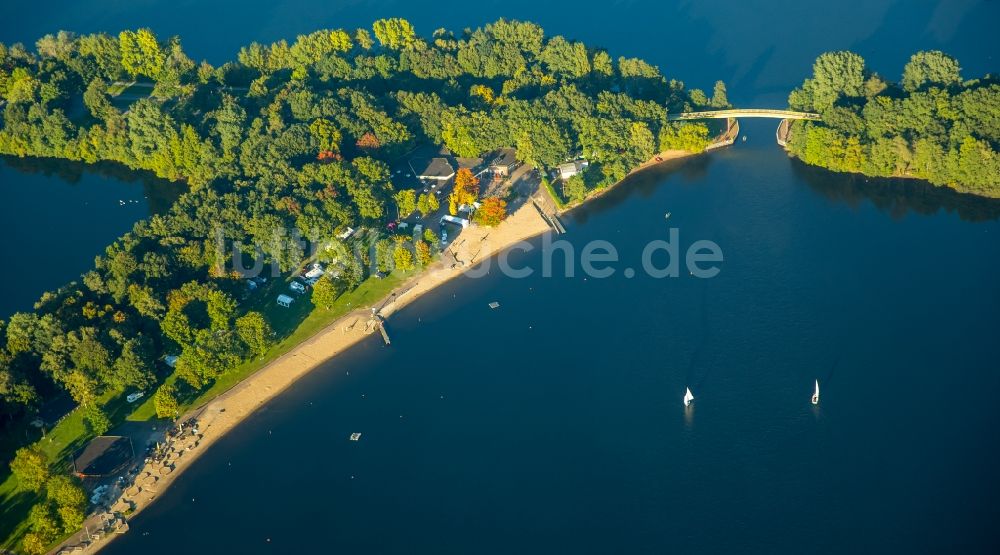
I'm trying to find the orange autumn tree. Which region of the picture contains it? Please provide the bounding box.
[317,150,343,162]
[355,132,381,149]
[474,197,507,226]
[449,168,479,214]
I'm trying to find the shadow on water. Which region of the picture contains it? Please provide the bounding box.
[0,155,187,214]
[567,154,715,225]
[791,157,1000,222]
[688,278,712,390]
[824,351,842,385]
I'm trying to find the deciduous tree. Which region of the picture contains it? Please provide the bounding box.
[11,447,49,491]
[473,197,507,226]
[154,383,179,419]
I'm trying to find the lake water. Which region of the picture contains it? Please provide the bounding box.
[3,0,999,553]
[0,157,183,318]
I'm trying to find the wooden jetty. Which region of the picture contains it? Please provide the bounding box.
[532,200,565,234]
[378,321,391,345]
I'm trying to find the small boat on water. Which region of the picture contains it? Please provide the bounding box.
[664,211,672,220]
[683,387,694,407]
[811,380,820,405]
[741,135,747,142]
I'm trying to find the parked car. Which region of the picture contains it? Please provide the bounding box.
[289,281,307,294]
[126,391,145,403]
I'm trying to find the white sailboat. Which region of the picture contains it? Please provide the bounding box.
[811,380,820,405]
[683,387,694,407]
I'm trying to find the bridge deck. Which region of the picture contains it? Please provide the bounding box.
[668,109,820,121]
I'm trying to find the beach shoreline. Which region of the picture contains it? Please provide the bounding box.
[555,120,738,214]
[69,146,712,554]
[72,189,556,553]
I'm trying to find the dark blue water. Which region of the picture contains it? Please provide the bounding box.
[102,119,1000,554]
[2,1,999,553]
[1,0,996,106]
[0,158,183,317]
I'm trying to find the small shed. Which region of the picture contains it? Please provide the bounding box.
[558,159,589,180]
[277,294,294,307]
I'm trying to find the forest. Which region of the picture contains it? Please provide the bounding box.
[0,19,719,552]
[786,50,999,197]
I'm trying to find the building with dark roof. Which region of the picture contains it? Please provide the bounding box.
[455,156,484,172]
[489,148,520,177]
[73,436,134,477]
[411,157,456,181]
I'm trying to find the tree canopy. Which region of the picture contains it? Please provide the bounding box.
[0,21,718,550]
[787,50,999,196]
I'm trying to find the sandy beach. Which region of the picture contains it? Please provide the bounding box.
[64,193,554,553]
[63,144,719,553]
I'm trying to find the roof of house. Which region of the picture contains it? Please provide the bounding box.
[559,160,588,175]
[412,157,455,179]
[490,148,518,168]
[74,436,133,476]
[455,157,484,170]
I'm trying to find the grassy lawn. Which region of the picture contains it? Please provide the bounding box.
[1,269,408,551]
[542,177,567,210]
[106,80,134,96]
[0,474,36,552]
[129,270,408,421]
[0,387,123,551]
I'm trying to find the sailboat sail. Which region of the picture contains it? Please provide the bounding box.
[811,380,820,405]
[683,387,694,407]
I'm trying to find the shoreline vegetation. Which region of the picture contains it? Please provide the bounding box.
[72,196,557,555]
[52,135,724,554]
[783,51,999,197]
[0,17,991,554]
[0,18,728,553]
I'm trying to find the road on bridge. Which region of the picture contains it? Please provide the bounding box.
[667,109,821,121]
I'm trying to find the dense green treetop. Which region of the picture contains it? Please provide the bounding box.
[787,50,999,196]
[0,19,717,437]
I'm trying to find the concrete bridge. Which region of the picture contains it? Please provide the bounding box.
[668,109,821,121]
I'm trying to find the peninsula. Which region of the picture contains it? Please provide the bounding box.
[0,18,726,554]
